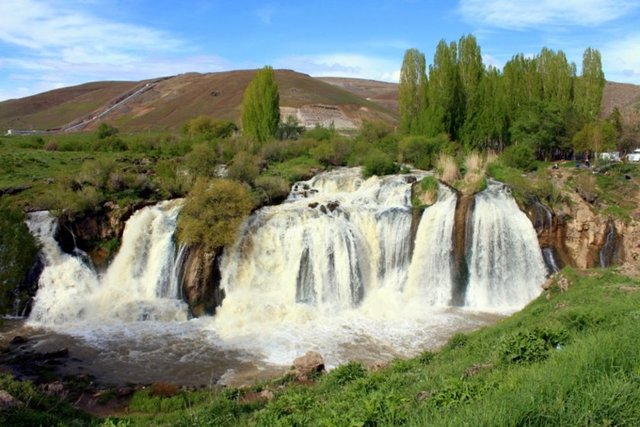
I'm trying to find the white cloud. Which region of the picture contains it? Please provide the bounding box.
[274,53,401,82]
[0,0,234,100]
[602,33,640,83]
[0,0,182,54]
[459,0,639,29]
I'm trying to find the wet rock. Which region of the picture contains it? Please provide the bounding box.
[291,351,325,381]
[0,390,23,409]
[308,202,319,209]
[41,381,66,398]
[327,201,340,212]
[404,175,417,184]
[319,205,328,215]
[181,245,225,316]
[10,336,28,345]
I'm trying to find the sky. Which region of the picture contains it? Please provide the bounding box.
[1,0,640,101]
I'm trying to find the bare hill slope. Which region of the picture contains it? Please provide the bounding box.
[0,70,397,133]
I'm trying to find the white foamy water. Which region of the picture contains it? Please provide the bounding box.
[23,168,547,385]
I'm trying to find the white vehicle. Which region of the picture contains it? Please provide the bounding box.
[599,151,621,162]
[627,149,640,162]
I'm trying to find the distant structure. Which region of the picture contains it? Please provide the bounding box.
[4,129,49,136]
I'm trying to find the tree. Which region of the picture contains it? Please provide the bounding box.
[457,34,484,115]
[96,123,119,139]
[398,48,428,134]
[572,120,616,155]
[426,40,464,140]
[575,47,605,121]
[177,178,252,250]
[510,101,566,161]
[242,66,280,142]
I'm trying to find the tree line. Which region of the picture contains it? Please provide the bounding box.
[398,35,614,160]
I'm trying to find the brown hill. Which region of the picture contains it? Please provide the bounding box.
[0,70,398,133]
[601,81,640,126]
[319,77,399,114]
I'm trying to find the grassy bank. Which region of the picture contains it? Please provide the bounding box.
[3,267,628,426]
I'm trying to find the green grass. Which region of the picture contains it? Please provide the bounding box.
[88,268,640,426]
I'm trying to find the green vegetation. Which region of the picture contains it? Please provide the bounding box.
[176,178,252,250]
[0,373,92,426]
[412,175,439,208]
[0,204,39,313]
[242,66,280,142]
[398,35,608,159]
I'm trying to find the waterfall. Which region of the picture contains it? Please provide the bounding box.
[217,169,417,323]
[22,168,550,377]
[464,181,547,310]
[599,221,621,268]
[405,186,457,305]
[26,200,188,325]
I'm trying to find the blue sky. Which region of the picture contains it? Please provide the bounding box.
[1,0,640,101]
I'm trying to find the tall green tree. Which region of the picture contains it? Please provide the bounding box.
[575,47,605,120]
[426,40,464,139]
[457,34,484,113]
[398,48,428,135]
[242,66,280,142]
[537,48,575,106]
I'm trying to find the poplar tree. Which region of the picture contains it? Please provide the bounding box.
[398,48,428,135]
[426,40,463,139]
[242,66,280,142]
[575,47,605,120]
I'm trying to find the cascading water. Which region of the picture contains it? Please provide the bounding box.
[21,168,548,385]
[464,181,547,310]
[26,200,188,325]
[405,186,457,305]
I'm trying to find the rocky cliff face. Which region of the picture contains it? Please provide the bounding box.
[56,201,152,268]
[180,245,225,317]
[526,170,640,271]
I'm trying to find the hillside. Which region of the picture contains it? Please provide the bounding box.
[0,70,398,133]
[319,77,399,113]
[601,81,640,129]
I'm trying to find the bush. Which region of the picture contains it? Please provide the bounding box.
[177,178,252,250]
[183,116,237,139]
[43,141,58,151]
[310,138,352,166]
[362,149,399,177]
[0,205,39,314]
[305,124,335,141]
[185,142,219,177]
[501,143,537,171]
[399,134,450,170]
[412,176,439,208]
[436,154,460,184]
[324,361,367,386]
[96,123,119,139]
[499,327,568,364]
[254,175,291,203]
[227,151,262,184]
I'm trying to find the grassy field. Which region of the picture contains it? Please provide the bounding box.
[2,267,636,426]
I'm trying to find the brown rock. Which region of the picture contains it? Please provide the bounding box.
[291,351,325,380]
[0,390,23,409]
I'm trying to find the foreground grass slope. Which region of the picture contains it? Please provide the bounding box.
[81,268,639,426]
